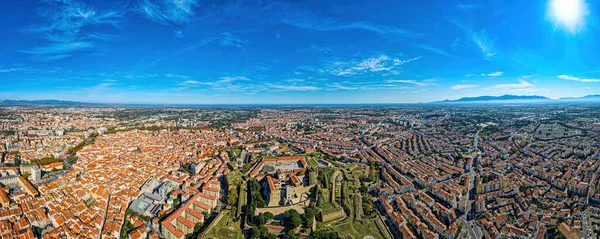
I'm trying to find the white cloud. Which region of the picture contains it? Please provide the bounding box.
[456,3,480,10]
[83,80,117,93]
[327,83,357,90]
[466,71,504,77]
[451,37,460,49]
[219,32,248,49]
[386,79,429,87]
[353,55,392,72]
[485,71,503,77]
[393,56,423,66]
[285,78,306,83]
[308,44,334,55]
[451,84,477,90]
[414,44,455,58]
[472,30,496,58]
[23,0,122,60]
[267,84,319,91]
[175,76,251,90]
[323,55,421,77]
[557,75,600,82]
[178,80,201,86]
[0,65,38,73]
[165,73,189,79]
[137,0,200,26]
[282,13,423,38]
[486,79,536,93]
[450,19,497,59]
[219,76,250,83]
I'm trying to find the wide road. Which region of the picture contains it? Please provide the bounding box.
[461,127,486,239]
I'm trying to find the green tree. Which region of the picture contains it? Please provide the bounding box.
[260,225,269,237]
[369,163,378,182]
[228,187,239,206]
[286,230,298,239]
[251,227,261,238]
[264,212,274,222]
[308,168,317,186]
[284,209,302,229]
[256,213,266,225]
[363,200,373,215]
[303,207,315,228]
[312,230,340,239]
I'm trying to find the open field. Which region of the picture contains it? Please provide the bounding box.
[324,218,390,239]
[237,181,247,218]
[204,210,244,239]
[226,170,243,189]
[308,157,319,167]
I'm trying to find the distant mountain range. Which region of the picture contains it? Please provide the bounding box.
[436,95,550,103]
[2,95,600,106]
[434,94,600,104]
[561,94,600,100]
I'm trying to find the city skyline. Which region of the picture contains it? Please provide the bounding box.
[2,0,600,104]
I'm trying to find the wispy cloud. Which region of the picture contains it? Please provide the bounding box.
[451,84,477,90]
[141,32,248,68]
[450,19,497,59]
[354,56,394,72]
[83,32,120,41]
[465,71,504,77]
[321,55,421,77]
[165,73,190,79]
[284,18,422,38]
[267,83,320,91]
[22,0,123,60]
[486,79,536,93]
[393,56,423,66]
[177,79,201,86]
[472,30,496,58]
[451,37,460,49]
[219,32,248,49]
[306,44,334,55]
[327,83,357,91]
[20,42,94,61]
[136,0,200,26]
[194,1,421,40]
[82,80,117,93]
[218,76,250,83]
[280,5,422,39]
[0,65,38,73]
[341,22,423,38]
[557,75,600,83]
[414,44,456,58]
[386,79,430,87]
[484,71,503,77]
[455,3,480,10]
[174,75,252,91]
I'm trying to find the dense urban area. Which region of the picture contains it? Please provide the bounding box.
[1,104,600,239]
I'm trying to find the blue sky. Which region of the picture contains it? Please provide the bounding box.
[1,0,600,104]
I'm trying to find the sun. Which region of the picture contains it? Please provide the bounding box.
[547,0,589,33]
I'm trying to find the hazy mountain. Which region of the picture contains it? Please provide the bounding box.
[435,95,551,103]
[580,94,600,99]
[557,94,600,102]
[2,94,600,105]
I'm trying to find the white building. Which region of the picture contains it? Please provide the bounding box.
[31,165,42,182]
[190,162,206,174]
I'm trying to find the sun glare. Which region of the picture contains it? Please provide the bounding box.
[548,0,589,33]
